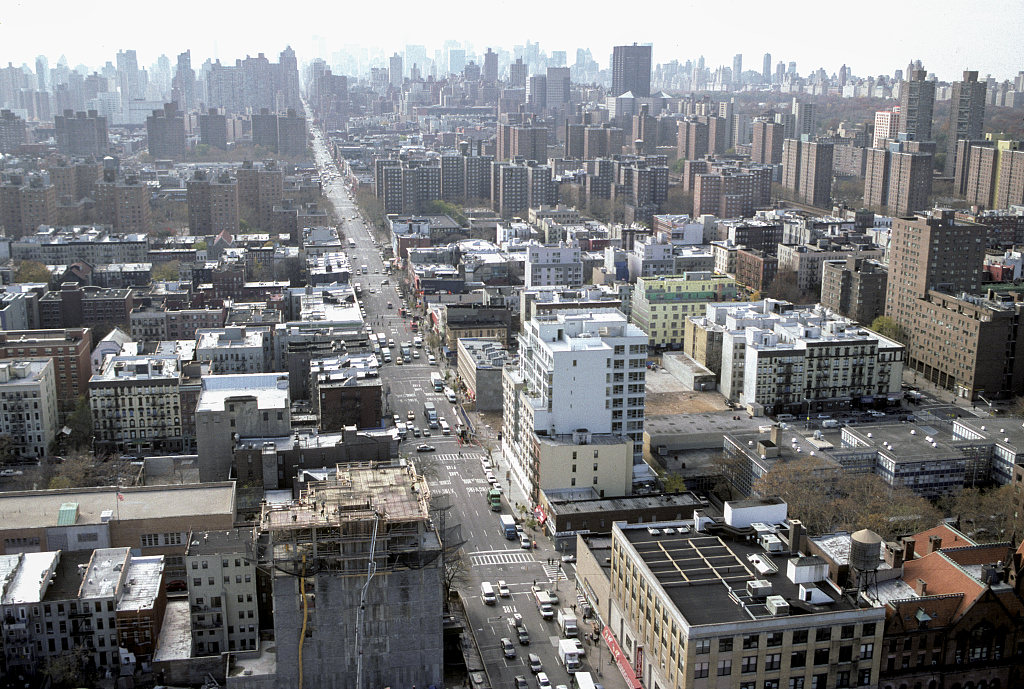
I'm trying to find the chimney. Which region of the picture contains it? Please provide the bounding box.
[913,578,928,596]
[788,519,805,552]
[884,542,904,569]
[770,425,781,445]
[929,535,943,554]
[903,538,916,561]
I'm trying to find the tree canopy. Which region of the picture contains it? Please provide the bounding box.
[14,260,52,284]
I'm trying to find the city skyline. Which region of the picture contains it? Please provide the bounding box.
[2,0,1022,82]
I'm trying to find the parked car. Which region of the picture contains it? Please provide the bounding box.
[501,638,516,659]
[528,654,543,673]
[537,673,551,689]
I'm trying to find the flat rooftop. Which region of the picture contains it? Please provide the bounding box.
[80,548,131,599]
[619,521,857,626]
[1,551,59,604]
[843,424,963,462]
[187,527,252,557]
[546,491,707,516]
[196,373,289,412]
[117,555,164,612]
[153,599,192,662]
[0,482,236,531]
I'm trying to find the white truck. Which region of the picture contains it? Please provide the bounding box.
[557,638,581,672]
[557,608,579,637]
[532,587,554,620]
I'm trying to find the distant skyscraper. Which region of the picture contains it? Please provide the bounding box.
[509,58,528,88]
[389,53,403,87]
[116,50,141,112]
[35,56,49,92]
[762,53,771,83]
[545,67,570,111]
[172,51,196,111]
[611,44,651,97]
[732,54,743,86]
[898,68,934,142]
[945,70,987,176]
[483,49,498,83]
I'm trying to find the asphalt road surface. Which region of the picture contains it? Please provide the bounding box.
[310,130,604,689]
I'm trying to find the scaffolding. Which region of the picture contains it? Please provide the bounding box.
[259,460,438,577]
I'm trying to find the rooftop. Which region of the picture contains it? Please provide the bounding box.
[92,354,180,382]
[546,491,706,516]
[152,600,193,662]
[0,482,236,531]
[80,548,131,599]
[196,373,289,412]
[186,527,252,557]
[116,555,164,612]
[618,521,864,627]
[1,551,60,604]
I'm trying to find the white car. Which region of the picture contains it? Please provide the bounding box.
[536,673,551,689]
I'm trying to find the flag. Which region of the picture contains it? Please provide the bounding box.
[117,492,125,502]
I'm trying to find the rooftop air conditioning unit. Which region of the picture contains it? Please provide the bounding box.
[765,595,789,616]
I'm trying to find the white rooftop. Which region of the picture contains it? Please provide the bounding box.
[80,547,130,599]
[116,555,164,612]
[2,551,60,604]
[196,373,289,412]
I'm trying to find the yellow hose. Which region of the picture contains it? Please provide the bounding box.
[299,555,308,689]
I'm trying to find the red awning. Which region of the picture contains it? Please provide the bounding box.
[602,626,643,689]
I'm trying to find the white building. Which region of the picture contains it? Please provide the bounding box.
[524,241,584,288]
[195,326,273,374]
[185,529,260,655]
[502,309,647,503]
[626,236,675,281]
[91,327,137,374]
[703,301,904,415]
[0,359,58,460]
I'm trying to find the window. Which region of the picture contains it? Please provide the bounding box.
[792,629,808,644]
[841,625,855,639]
[767,631,783,647]
[791,650,806,668]
[764,682,780,689]
[694,662,709,678]
[743,634,759,649]
[789,679,805,689]
[837,670,850,688]
[838,646,853,663]
[193,578,202,587]
[141,534,159,547]
[815,627,832,642]
[717,659,732,676]
[695,639,711,654]
[765,653,781,670]
[742,655,757,673]
[862,623,875,637]
[719,638,734,652]
[857,669,872,686]
[859,643,873,660]
[814,648,830,665]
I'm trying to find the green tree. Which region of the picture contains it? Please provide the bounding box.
[194,239,208,250]
[425,200,468,226]
[65,396,93,451]
[152,260,181,282]
[870,316,906,344]
[14,260,52,284]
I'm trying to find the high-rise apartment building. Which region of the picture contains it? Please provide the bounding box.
[187,169,239,236]
[781,138,833,208]
[863,142,933,217]
[0,174,57,238]
[960,138,1024,209]
[750,118,784,165]
[0,109,28,153]
[611,44,652,97]
[145,102,186,158]
[502,309,647,503]
[94,171,153,233]
[884,209,1024,398]
[276,108,307,157]
[820,256,888,325]
[945,70,987,176]
[199,108,228,149]
[898,68,934,141]
[389,53,403,87]
[493,162,529,218]
[172,50,196,110]
[762,52,772,82]
[872,108,900,149]
[509,58,528,88]
[483,48,498,83]
[732,53,743,86]
[54,109,108,156]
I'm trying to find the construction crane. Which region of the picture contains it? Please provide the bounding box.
[355,511,381,689]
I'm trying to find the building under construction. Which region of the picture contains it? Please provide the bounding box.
[257,459,443,689]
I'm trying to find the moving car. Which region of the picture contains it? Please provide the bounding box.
[529,654,543,673]
[537,673,551,689]
[416,444,435,452]
[520,534,532,549]
[498,581,510,597]
[501,638,516,659]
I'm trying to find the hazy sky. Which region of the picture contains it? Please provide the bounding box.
[3,0,1022,81]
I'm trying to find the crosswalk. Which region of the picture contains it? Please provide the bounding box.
[435,452,483,462]
[470,550,535,567]
[542,562,567,582]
